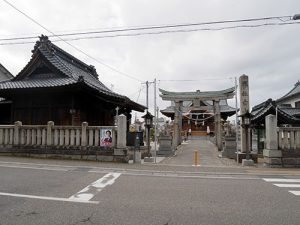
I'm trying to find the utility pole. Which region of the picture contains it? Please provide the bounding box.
[143,79,157,162]
[154,78,157,163]
[146,81,149,110]
[146,80,149,158]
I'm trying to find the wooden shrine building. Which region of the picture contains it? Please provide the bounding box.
[0,63,13,124]
[251,81,300,127]
[0,35,146,126]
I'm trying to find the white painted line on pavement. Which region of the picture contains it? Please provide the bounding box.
[107,172,259,180]
[0,164,68,172]
[263,178,300,183]
[289,191,300,196]
[69,172,121,201]
[0,192,99,204]
[273,183,300,188]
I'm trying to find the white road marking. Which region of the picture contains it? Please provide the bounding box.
[0,164,68,171]
[0,192,99,204]
[289,191,300,196]
[263,178,300,183]
[274,183,300,188]
[97,171,259,180]
[69,172,121,201]
[263,178,300,196]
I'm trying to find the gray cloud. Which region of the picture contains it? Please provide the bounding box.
[1,0,300,117]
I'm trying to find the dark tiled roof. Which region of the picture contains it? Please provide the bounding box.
[280,108,300,117]
[0,35,145,112]
[276,81,300,103]
[251,99,300,125]
[0,78,76,89]
[0,63,13,81]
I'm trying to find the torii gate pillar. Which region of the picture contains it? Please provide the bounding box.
[173,100,183,148]
[214,100,222,151]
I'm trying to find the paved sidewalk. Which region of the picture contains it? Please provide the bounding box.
[160,139,238,167]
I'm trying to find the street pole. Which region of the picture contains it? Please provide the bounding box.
[146,81,149,110]
[154,78,157,163]
[145,81,149,156]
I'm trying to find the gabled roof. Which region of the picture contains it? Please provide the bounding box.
[276,81,300,103]
[251,98,300,125]
[0,35,145,112]
[0,63,13,81]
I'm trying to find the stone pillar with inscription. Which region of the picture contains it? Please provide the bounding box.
[239,75,255,165]
[239,75,249,153]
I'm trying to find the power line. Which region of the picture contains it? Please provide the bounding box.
[1,21,300,46]
[159,77,233,82]
[0,15,295,42]
[2,0,142,82]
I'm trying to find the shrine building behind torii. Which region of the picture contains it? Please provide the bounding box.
[159,87,236,150]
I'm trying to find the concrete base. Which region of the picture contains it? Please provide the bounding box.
[236,152,258,163]
[263,150,283,167]
[242,159,254,166]
[220,148,236,159]
[143,157,154,162]
[114,148,127,156]
[263,149,282,158]
[157,149,174,156]
[134,151,141,163]
[157,135,173,156]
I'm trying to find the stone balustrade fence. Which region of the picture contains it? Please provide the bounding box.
[278,127,300,151]
[264,115,300,167]
[0,121,117,149]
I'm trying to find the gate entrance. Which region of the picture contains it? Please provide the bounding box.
[159,88,236,150]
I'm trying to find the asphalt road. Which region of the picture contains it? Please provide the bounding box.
[0,158,299,225]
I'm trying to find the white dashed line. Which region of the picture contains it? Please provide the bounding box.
[263,178,300,196]
[68,172,121,201]
[263,178,300,183]
[273,183,300,188]
[289,191,300,196]
[0,192,99,204]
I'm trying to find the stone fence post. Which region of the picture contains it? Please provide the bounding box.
[81,122,88,147]
[46,121,54,146]
[13,121,22,145]
[263,115,282,167]
[117,114,127,148]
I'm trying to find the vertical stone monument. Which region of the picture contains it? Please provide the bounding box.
[263,115,282,167]
[239,75,255,166]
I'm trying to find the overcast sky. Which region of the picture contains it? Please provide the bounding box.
[1,0,300,119]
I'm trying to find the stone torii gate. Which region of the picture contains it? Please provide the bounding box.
[159,87,235,150]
